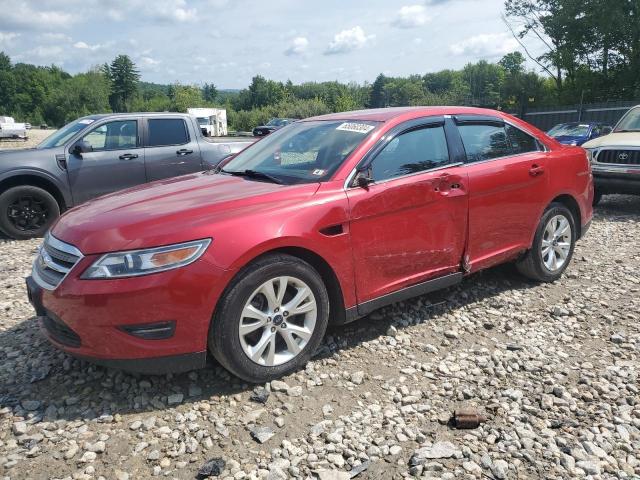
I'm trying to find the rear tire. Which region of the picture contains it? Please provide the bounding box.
[209,253,329,383]
[516,203,576,282]
[0,185,60,240]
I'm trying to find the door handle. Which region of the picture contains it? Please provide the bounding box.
[119,153,138,160]
[529,164,545,177]
[177,149,193,156]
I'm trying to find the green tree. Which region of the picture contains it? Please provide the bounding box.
[103,55,140,112]
[170,84,204,112]
[202,83,218,103]
[369,73,388,108]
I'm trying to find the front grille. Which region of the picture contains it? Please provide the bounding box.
[32,233,83,290]
[596,149,640,165]
[42,312,81,348]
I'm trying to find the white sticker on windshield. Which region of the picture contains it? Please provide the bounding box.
[336,122,375,134]
[78,119,95,125]
[312,169,325,176]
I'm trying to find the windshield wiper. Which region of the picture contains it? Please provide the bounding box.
[222,169,283,184]
[615,129,640,133]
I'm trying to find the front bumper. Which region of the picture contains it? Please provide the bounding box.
[592,166,640,195]
[26,254,230,374]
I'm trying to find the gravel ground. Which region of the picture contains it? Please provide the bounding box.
[0,129,54,150]
[0,194,639,480]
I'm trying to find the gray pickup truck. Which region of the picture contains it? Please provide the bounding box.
[0,112,253,239]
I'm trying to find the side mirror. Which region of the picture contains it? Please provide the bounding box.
[71,140,92,156]
[602,127,612,135]
[353,167,374,189]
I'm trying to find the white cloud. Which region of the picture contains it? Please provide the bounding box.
[73,41,107,52]
[392,5,429,28]
[40,33,72,43]
[0,32,20,45]
[24,45,65,59]
[140,56,161,66]
[284,36,309,56]
[104,0,196,23]
[449,33,519,57]
[1,5,77,30]
[325,26,375,55]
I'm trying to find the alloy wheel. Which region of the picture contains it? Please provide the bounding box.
[7,195,49,232]
[541,214,572,271]
[238,276,317,366]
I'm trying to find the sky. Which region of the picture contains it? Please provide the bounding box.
[0,0,539,89]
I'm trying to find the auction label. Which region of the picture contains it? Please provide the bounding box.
[336,122,375,134]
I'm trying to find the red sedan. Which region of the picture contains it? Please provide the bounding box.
[27,107,593,382]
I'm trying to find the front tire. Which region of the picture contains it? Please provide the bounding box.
[209,254,329,383]
[0,185,60,240]
[516,203,576,282]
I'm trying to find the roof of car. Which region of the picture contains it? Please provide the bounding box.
[306,106,510,122]
[81,112,193,120]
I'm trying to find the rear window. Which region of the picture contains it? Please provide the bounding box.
[147,119,189,147]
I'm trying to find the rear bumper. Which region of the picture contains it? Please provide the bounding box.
[593,168,640,195]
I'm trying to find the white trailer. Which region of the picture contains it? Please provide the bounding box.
[0,117,27,140]
[187,108,228,137]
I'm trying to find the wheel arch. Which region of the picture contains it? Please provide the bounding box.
[0,174,68,212]
[549,193,582,239]
[213,245,348,327]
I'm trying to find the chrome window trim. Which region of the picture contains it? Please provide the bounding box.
[342,116,548,190]
[345,161,464,189]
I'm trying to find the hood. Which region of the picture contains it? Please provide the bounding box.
[0,147,38,157]
[52,172,319,254]
[583,132,640,149]
[0,147,55,174]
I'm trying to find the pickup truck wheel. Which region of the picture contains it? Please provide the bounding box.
[209,253,329,383]
[516,203,576,282]
[593,190,603,206]
[0,186,60,240]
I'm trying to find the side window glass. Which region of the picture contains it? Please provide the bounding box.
[83,120,137,151]
[458,124,511,163]
[506,124,540,154]
[371,126,450,182]
[147,119,189,147]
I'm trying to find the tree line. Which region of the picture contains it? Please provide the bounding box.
[0,0,638,131]
[0,50,559,131]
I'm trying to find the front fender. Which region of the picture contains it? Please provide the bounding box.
[0,167,72,208]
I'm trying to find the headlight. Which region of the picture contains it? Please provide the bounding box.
[81,239,211,279]
[585,148,596,163]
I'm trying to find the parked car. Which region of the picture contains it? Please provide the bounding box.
[547,122,612,146]
[0,113,254,239]
[583,105,640,204]
[25,123,32,130]
[253,118,295,137]
[27,107,593,382]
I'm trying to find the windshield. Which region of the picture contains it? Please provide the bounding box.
[197,117,208,126]
[615,107,640,132]
[222,120,379,184]
[37,118,95,149]
[547,124,590,137]
[266,118,288,127]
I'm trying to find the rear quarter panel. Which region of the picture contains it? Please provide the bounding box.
[546,145,594,228]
